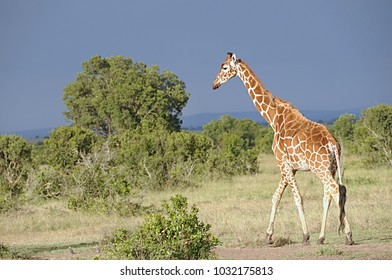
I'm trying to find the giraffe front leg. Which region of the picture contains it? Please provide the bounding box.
[290,186,310,244]
[265,178,288,244]
[286,169,310,245]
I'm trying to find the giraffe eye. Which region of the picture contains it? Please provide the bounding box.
[222,65,228,71]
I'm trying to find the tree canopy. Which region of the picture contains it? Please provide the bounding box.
[63,55,190,135]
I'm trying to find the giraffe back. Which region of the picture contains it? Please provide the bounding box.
[272,97,340,174]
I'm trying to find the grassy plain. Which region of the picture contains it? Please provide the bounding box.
[1,154,391,259]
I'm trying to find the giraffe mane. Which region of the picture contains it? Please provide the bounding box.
[272,96,306,118]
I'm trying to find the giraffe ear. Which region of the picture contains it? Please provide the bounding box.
[230,53,238,67]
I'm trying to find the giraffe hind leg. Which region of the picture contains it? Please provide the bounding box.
[317,189,332,245]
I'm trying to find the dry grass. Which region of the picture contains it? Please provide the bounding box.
[133,154,392,247]
[1,154,391,258]
[0,200,142,247]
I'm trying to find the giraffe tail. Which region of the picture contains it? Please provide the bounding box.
[338,184,347,233]
[329,141,346,233]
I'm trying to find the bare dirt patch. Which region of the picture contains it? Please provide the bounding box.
[28,239,392,260]
[216,243,392,260]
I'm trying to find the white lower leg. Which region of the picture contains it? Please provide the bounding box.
[266,181,287,242]
[291,188,309,243]
[318,193,332,243]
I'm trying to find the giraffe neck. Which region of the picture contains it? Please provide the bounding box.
[237,61,277,130]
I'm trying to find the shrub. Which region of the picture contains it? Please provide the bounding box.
[202,115,274,177]
[0,135,32,212]
[354,104,392,166]
[110,129,212,190]
[0,243,32,260]
[44,126,98,170]
[30,166,67,199]
[103,194,220,260]
[331,113,357,142]
[64,143,137,214]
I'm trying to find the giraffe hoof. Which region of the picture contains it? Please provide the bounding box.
[302,233,310,245]
[317,237,325,245]
[345,233,354,245]
[345,237,354,245]
[265,233,274,245]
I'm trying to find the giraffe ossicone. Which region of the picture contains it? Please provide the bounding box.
[212,52,354,245]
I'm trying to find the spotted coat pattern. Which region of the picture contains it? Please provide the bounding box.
[212,53,353,245]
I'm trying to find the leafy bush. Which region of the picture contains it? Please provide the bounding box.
[65,143,142,214]
[29,166,67,199]
[103,194,220,260]
[202,115,273,176]
[44,126,98,169]
[0,243,32,260]
[354,104,392,166]
[110,129,212,190]
[330,113,357,142]
[0,135,32,212]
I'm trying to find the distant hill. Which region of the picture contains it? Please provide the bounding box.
[1,128,54,139]
[181,108,362,130]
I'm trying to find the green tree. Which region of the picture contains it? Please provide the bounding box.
[202,115,273,175]
[354,104,392,166]
[331,113,357,142]
[44,126,98,169]
[202,115,237,147]
[63,55,189,135]
[0,135,32,211]
[202,115,272,151]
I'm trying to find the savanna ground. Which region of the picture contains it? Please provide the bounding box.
[1,154,391,260]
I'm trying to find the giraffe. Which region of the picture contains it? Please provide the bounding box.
[212,52,354,245]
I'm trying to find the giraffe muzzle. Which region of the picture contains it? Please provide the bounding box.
[212,81,221,90]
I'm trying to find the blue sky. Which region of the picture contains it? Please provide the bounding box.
[1,0,391,133]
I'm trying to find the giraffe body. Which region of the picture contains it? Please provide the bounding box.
[212,53,354,245]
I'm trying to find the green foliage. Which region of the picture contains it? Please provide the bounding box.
[44,126,98,169]
[330,113,357,154]
[354,104,392,166]
[0,243,32,260]
[34,129,212,212]
[31,142,47,166]
[63,55,189,135]
[203,115,266,150]
[328,105,392,167]
[64,143,142,215]
[331,113,357,142]
[30,166,67,199]
[103,194,220,260]
[111,129,212,190]
[202,115,273,176]
[0,135,32,212]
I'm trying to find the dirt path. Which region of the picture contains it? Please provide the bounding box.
[216,243,392,260]
[31,241,392,260]
[19,231,392,260]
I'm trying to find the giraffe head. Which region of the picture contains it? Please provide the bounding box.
[212,52,240,90]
